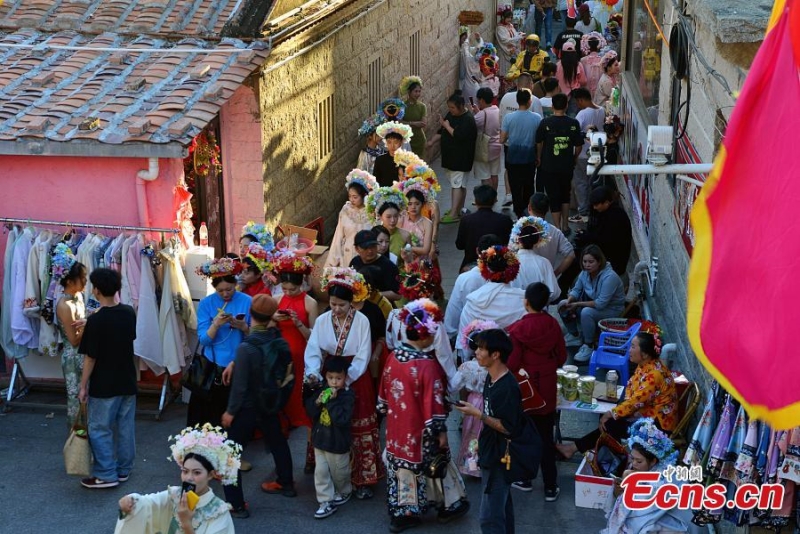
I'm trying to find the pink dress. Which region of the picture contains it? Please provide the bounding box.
[555,62,587,95]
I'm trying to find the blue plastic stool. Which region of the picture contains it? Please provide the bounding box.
[588,322,642,386]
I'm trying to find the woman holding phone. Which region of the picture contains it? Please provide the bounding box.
[190,258,251,427]
[273,252,318,471]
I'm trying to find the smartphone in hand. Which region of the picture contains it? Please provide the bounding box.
[235,313,245,320]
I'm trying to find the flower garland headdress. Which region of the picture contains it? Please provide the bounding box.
[345,168,378,193]
[378,98,406,121]
[244,243,278,284]
[398,176,438,203]
[399,75,423,97]
[478,245,520,283]
[51,242,77,281]
[366,186,407,224]
[393,148,424,169]
[195,257,244,279]
[460,319,500,350]
[509,216,551,250]
[497,4,512,17]
[626,417,678,466]
[398,259,443,301]
[403,162,440,193]
[459,25,469,36]
[601,50,619,69]
[169,423,242,485]
[358,113,385,137]
[479,55,499,76]
[274,251,314,276]
[580,31,608,55]
[241,221,275,251]
[376,121,413,142]
[475,42,498,61]
[399,298,443,339]
[321,267,369,302]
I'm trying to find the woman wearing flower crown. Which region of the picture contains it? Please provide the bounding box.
[238,243,272,297]
[399,76,427,159]
[272,252,318,468]
[53,244,89,429]
[114,424,239,533]
[496,7,522,76]
[508,217,560,299]
[601,418,694,534]
[366,186,411,267]
[324,170,378,270]
[357,113,387,174]
[373,121,413,187]
[239,221,274,260]
[556,332,678,461]
[304,267,382,499]
[397,174,436,264]
[457,246,526,354]
[595,51,620,109]
[378,299,470,532]
[190,258,251,427]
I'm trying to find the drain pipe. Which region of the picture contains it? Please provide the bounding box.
[631,260,652,321]
[136,158,159,228]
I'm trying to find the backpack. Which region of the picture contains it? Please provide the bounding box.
[250,338,295,415]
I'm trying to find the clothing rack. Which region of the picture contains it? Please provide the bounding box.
[0,217,178,233]
[1,220,180,418]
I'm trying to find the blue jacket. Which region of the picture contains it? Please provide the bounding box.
[569,263,625,312]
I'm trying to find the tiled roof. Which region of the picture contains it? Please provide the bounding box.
[0,0,248,40]
[0,29,269,152]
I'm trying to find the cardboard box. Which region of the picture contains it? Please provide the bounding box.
[575,456,615,509]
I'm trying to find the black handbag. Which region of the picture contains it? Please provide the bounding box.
[180,343,219,398]
[426,450,449,479]
[501,417,543,484]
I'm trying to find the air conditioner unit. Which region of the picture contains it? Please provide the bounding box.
[646,126,673,165]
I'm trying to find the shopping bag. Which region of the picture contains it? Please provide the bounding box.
[63,403,91,476]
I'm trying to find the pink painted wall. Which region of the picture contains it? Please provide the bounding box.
[219,84,265,253]
[0,155,184,284]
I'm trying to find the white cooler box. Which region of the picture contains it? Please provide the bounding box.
[575,455,615,509]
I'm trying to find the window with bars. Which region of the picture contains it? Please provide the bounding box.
[368,57,382,111]
[317,94,334,159]
[409,31,420,76]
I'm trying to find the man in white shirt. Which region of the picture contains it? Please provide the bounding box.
[571,88,606,221]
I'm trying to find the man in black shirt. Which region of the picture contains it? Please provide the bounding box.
[78,268,137,489]
[456,185,513,271]
[552,16,584,58]
[574,186,632,275]
[454,329,523,534]
[348,229,401,301]
[536,93,584,235]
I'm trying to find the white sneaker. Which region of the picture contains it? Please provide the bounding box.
[315,502,337,519]
[564,333,583,347]
[573,344,593,363]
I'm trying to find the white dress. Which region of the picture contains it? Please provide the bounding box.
[11,227,36,349]
[510,249,561,300]
[324,202,371,269]
[114,486,234,534]
[457,282,526,350]
[158,245,196,375]
[304,310,372,385]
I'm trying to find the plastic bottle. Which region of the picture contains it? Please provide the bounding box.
[199,222,209,247]
[605,370,619,400]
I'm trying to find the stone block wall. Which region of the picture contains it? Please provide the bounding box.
[257,0,496,238]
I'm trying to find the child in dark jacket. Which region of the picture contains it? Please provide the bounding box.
[305,356,356,519]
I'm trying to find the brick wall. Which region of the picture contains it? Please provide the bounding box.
[257,0,496,239]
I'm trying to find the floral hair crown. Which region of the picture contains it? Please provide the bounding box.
[378,98,406,122]
[580,31,607,55]
[497,4,512,17]
[404,163,440,192]
[169,423,242,485]
[399,75,423,97]
[475,42,498,60]
[459,25,469,36]
[509,216,551,250]
[345,168,378,194]
[393,148,424,169]
[51,242,77,281]
[274,251,314,276]
[358,113,385,137]
[195,257,243,279]
[479,55,499,75]
[241,221,275,251]
[460,319,500,349]
[321,267,369,302]
[626,417,678,466]
[245,242,271,271]
[366,186,407,224]
[478,245,520,283]
[601,50,619,69]
[398,259,443,301]
[376,121,413,142]
[398,298,443,339]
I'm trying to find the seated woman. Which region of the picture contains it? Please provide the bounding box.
[556,332,678,459]
[601,418,696,534]
[557,244,625,362]
[114,424,238,533]
[324,169,378,269]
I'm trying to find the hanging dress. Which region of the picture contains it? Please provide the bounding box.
[276,291,312,429]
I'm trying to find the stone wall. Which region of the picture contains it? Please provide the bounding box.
[257,0,496,239]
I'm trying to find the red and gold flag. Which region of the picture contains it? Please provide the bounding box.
[688,0,800,429]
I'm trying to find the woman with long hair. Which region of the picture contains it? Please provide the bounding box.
[555,39,587,115]
[595,51,621,109]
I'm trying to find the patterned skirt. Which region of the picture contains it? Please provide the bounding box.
[346,360,384,487]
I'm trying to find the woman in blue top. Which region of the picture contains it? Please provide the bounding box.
[557,244,624,362]
[188,258,252,427]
